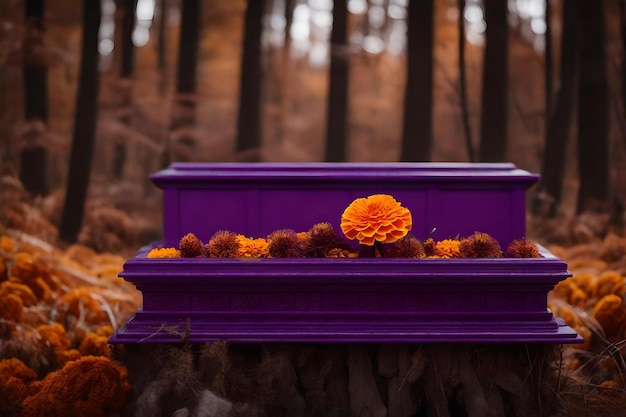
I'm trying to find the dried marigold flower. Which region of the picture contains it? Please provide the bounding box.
[324,248,352,258]
[0,235,15,252]
[434,239,461,258]
[236,235,269,258]
[268,229,302,258]
[592,271,626,299]
[459,232,502,258]
[340,194,412,246]
[423,238,436,257]
[0,293,23,324]
[10,252,54,289]
[20,356,132,417]
[37,323,71,351]
[592,294,625,338]
[386,235,426,258]
[207,230,240,258]
[79,333,111,357]
[146,247,181,258]
[0,281,37,307]
[0,358,37,414]
[179,232,206,258]
[506,238,541,258]
[306,222,348,257]
[55,288,108,325]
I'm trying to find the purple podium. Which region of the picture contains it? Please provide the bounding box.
[109,163,582,344]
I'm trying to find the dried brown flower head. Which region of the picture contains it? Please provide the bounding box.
[506,238,541,258]
[386,235,425,258]
[179,232,206,258]
[307,222,349,257]
[423,238,436,257]
[268,229,302,258]
[207,230,240,258]
[459,232,502,258]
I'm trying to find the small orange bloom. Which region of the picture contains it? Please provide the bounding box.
[434,239,461,258]
[340,194,412,246]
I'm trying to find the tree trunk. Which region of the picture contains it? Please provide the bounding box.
[235,0,265,153]
[324,0,349,162]
[544,0,552,122]
[536,0,579,216]
[163,0,200,166]
[157,0,168,95]
[59,0,101,243]
[619,0,626,118]
[479,0,508,162]
[577,0,610,213]
[401,0,434,162]
[20,0,49,196]
[284,0,295,51]
[112,0,137,180]
[458,0,474,162]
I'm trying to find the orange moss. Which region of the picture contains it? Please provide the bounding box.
[340,194,412,246]
[572,272,595,292]
[592,294,625,338]
[9,252,55,301]
[20,356,132,417]
[96,325,114,338]
[146,247,181,258]
[0,358,37,413]
[55,349,82,368]
[459,232,502,258]
[37,323,71,351]
[434,239,461,258]
[179,232,206,257]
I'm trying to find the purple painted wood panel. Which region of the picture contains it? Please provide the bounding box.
[151,162,538,247]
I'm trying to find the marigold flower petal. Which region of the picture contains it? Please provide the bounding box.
[340,194,412,246]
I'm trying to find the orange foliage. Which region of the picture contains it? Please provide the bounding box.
[0,358,37,413]
[592,294,625,338]
[20,356,132,417]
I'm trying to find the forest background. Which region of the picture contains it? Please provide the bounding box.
[0,0,625,253]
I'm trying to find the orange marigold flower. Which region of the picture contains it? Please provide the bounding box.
[0,235,15,252]
[592,271,626,299]
[236,235,269,258]
[0,281,37,307]
[506,238,541,258]
[37,323,71,351]
[0,256,7,281]
[0,358,37,413]
[434,239,461,258]
[146,247,181,258]
[54,288,108,326]
[0,293,23,324]
[340,194,412,246]
[79,333,111,357]
[20,356,132,417]
[592,294,625,338]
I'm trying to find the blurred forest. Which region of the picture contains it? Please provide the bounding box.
[0,0,625,252]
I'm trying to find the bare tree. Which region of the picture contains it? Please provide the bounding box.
[457,0,474,162]
[235,0,265,154]
[536,0,579,216]
[401,0,434,162]
[112,0,138,180]
[162,0,201,166]
[325,0,349,162]
[59,0,102,243]
[577,0,610,213]
[20,0,49,196]
[479,0,508,162]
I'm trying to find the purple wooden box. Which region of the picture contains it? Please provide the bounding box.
[110,163,582,344]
